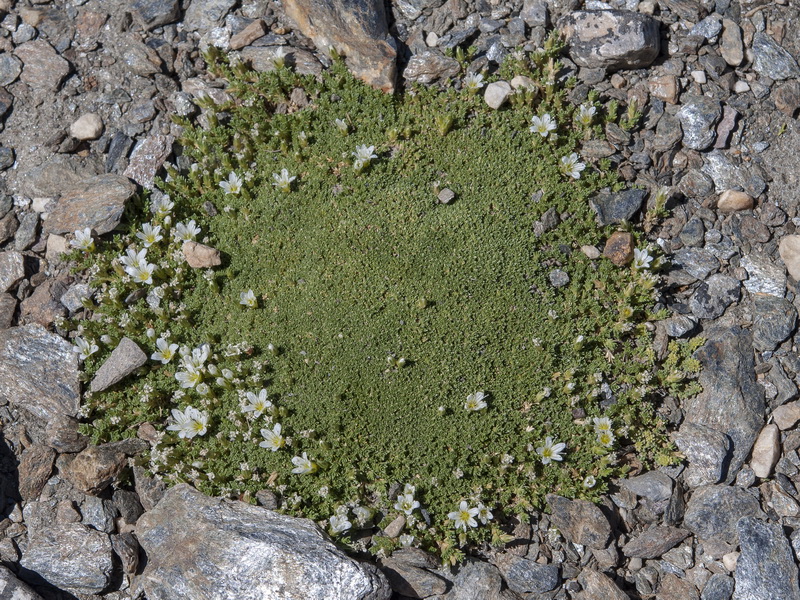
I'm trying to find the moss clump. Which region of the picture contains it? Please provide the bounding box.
[69,45,695,561]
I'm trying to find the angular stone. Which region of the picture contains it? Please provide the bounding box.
[496,553,560,595]
[14,39,70,92]
[111,532,140,574]
[64,444,127,495]
[14,212,38,251]
[741,255,786,297]
[683,327,763,481]
[90,337,147,393]
[133,484,391,600]
[45,174,136,236]
[772,401,800,430]
[678,96,722,151]
[674,423,731,487]
[558,10,660,70]
[240,46,323,76]
[19,154,102,200]
[658,573,699,600]
[133,465,166,511]
[653,112,683,153]
[484,80,512,110]
[183,0,236,32]
[0,251,25,293]
[603,231,634,266]
[622,526,689,559]
[717,190,753,212]
[752,294,796,352]
[690,15,722,40]
[546,494,611,549]
[229,19,267,50]
[383,514,405,538]
[576,569,629,600]
[683,485,763,544]
[446,560,504,600]
[620,471,673,503]
[0,565,44,600]
[720,19,743,67]
[18,444,55,500]
[283,0,396,93]
[752,32,800,81]
[779,235,800,281]
[70,113,104,141]
[734,517,800,600]
[20,280,66,327]
[45,415,88,453]
[0,324,79,421]
[81,495,119,533]
[671,248,720,282]
[403,50,460,84]
[0,212,17,245]
[123,134,174,190]
[689,274,740,320]
[0,53,22,87]
[182,241,222,268]
[590,189,646,226]
[112,488,144,525]
[116,34,163,76]
[750,424,780,479]
[702,573,734,600]
[19,523,113,594]
[130,0,181,29]
[649,75,680,104]
[380,558,448,597]
[0,293,15,329]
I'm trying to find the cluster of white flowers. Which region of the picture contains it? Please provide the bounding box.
[174,343,210,391]
[593,416,615,447]
[120,248,157,285]
[394,483,421,516]
[136,223,163,248]
[243,388,272,417]
[172,220,201,242]
[166,405,209,439]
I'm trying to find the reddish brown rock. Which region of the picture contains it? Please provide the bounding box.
[14,39,70,92]
[45,174,137,236]
[182,241,222,268]
[18,444,56,500]
[230,19,267,50]
[64,444,127,495]
[603,231,635,266]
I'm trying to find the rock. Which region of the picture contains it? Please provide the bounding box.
[521,0,548,28]
[133,484,391,600]
[380,558,448,597]
[558,10,660,70]
[749,424,780,479]
[403,50,460,84]
[0,565,44,599]
[671,248,720,282]
[680,215,705,247]
[664,314,697,337]
[549,269,569,287]
[590,189,647,226]
[230,19,267,50]
[752,32,800,81]
[484,80,512,109]
[19,154,102,199]
[446,560,504,600]
[183,0,236,32]
[0,212,18,244]
[683,327,763,481]
[14,39,70,92]
[496,553,560,595]
[18,522,113,594]
[46,415,88,453]
[734,517,800,600]
[714,106,738,150]
[81,495,119,533]
[60,283,91,313]
[773,81,800,118]
[130,0,181,29]
[678,96,722,151]
[0,251,25,293]
[683,485,763,544]
[741,255,786,297]
[18,444,55,500]
[622,526,689,559]
[90,337,147,393]
[111,532,141,574]
[674,423,731,487]
[383,514,405,538]
[20,280,66,326]
[240,46,323,76]
[779,235,800,281]
[720,19,743,67]
[603,231,635,266]
[437,188,455,204]
[772,401,800,430]
[64,444,128,495]
[653,113,683,153]
[123,134,174,190]
[657,573,699,600]
[701,573,734,600]
[649,75,680,104]
[689,274,740,320]
[14,212,39,251]
[0,53,22,86]
[717,190,753,212]
[45,174,136,236]
[752,294,796,352]
[576,569,629,600]
[620,471,673,503]
[0,324,79,421]
[69,113,104,141]
[546,494,611,549]
[690,15,722,40]
[283,0,396,93]
[0,293,15,329]
[182,241,222,268]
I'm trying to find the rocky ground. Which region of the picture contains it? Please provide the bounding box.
[0,0,798,598]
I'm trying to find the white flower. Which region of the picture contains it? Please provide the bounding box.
[175,364,203,388]
[593,416,612,432]
[448,501,479,531]
[476,503,493,525]
[399,533,415,547]
[536,436,566,465]
[126,262,156,285]
[151,195,174,218]
[151,338,178,364]
[353,506,373,526]
[463,72,485,92]
[173,220,201,242]
[464,391,488,411]
[166,406,209,439]
[243,388,272,417]
[219,172,243,195]
[352,144,377,171]
[272,169,296,192]
[271,46,289,69]
[334,118,349,134]
[633,248,653,270]
[394,493,420,515]
[561,153,586,179]
[597,430,615,447]
[259,423,286,451]
[181,344,210,369]
[577,103,596,126]
[291,452,318,474]
[70,228,95,252]
[120,248,148,270]
[583,475,596,488]
[330,514,352,534]
[529,113,557,138]
[403,483,416,496]
[240,290,257,308]
[73,337,98,361]
[136,223,163,248]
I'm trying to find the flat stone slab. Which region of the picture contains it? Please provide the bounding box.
[90,337,147,393]
[45,174,137,235]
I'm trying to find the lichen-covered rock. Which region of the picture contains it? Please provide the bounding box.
[90,337,148,393]
[545,494,611,549]
[0,565,45,600]
[734,517,800,600]
[133,484,392,600]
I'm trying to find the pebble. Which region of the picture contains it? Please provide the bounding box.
[689,273,740,320]
[752,294,796,351]
[546,494,611,549]
[603,231,634,266]
[497,554,561,595]
[549,269,569,287]
[0,250,25,293]
[772,401,800,430]
[15,39,70,92]
[622,526,689,559]
[484,80,512,109]
[733,80,750,94]
[740,254,786,297]
[683,485,764,544]
[735,517,800,600]
[383,514,405,538]
[690,70,706,84]
[716,189,753,212]
[123,134,174,189]
[69,113,104,141]
[577,569,629,600]
[182,241,222,268]
[690,15,722,40]
[0,52,21,86]
[14,211,38,251]
[90,337,148,393]
[130,0,181,29]
[720,19,743,67]
[677,96,722,151]
[402,51,460,84]
[590,189,647,225]
[750,424,780,478]
[45,174,137,236]
[675,423,731,487]
[229,18,267,50]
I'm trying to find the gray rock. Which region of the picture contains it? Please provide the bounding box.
[0,565,44,600]
[0,146,15,170]
[14,212,38,251]
[380,558,448,597]
[741,255,787,297]
[620,471,673,503]
[17,444,55,500]
[683,485,763,544]
[0,52,22,86]
[0,324,79,420]
[701,150,744,194]
[720,19,743,67]
[558,10,660,70]
[734,517,800,600]
[19,154,102,199]
[674,423,731,487]
[521,0,548,28]
[133,465,166,511]
[590,189,647,225]
[0,212,17,244]
[183,0,236,31]
[702,573,734,600]
[622,526,689,559]
[664,314,697,338]
[90,337,147,393]
[14,39,70,92]
[546,494,611,549]
[576,569,629,600]
[403,51,460,84]
[689,273,740,320]
[123,134,174,190]
[133,484,391,600]
[45,174,137,236]
[439,26,478,50]
[752,294,796,352]
[240,46,323,76]
[0,293,15,329]
[484,80,512,109]
[496,553,560,595]
[19,523,113,594]
[690,15,722,40]
[672,248,720,282]
[446,560,504,600]
[678,96,722,151]
[112,488,145,525]
[653,113,683,153]
[46,415,88,453]
[60,283,91,313]
[0,251,25,293]
[131,0,181,29]
[752,32,800,81]
[81,496,119,533]
[679,215,705,247]
[549,269,569,287]
[111,532,141,574]
[683,327,763,481]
